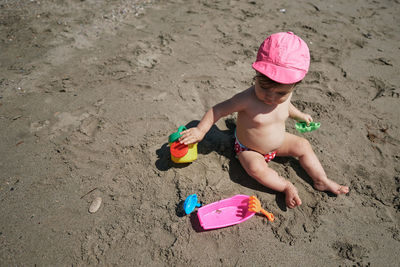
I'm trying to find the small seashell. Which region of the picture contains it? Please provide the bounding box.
[89,197,102,213]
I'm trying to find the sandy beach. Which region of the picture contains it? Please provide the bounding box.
[1,0,399,265]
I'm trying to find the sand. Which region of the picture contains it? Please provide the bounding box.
[1,0,399,266]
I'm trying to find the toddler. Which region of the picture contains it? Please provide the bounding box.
[179,32,349,208]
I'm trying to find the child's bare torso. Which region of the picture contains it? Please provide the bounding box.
[236,87,291,154]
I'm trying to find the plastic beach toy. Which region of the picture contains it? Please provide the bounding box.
[248,196,274,222]
[295,121,321,133]
[197,195,255,230]
[168,126,198,163]
[183,194,201,215]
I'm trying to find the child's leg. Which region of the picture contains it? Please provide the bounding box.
[238,150,302,208]
[277,133,349,194]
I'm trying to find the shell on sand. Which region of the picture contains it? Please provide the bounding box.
[89,197,102,213]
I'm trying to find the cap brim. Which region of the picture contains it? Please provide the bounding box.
[252,61,307,84]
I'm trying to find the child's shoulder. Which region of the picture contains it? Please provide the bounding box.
[236,86,255,98]
[229,86,256,109]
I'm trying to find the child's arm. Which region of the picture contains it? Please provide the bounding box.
[179,92,246,145]
[289,102,313,125]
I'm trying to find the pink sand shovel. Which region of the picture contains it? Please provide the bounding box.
[197,195,255,230]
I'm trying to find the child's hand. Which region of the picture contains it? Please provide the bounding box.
[179,127,205,145]
[299,113,313,125]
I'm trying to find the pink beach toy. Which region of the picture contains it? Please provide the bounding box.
[197,195,255,230]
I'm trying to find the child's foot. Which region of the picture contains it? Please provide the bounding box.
[284,182,302,208]
[314,178,349,195]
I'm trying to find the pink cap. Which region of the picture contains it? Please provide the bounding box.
[252,32,310,84]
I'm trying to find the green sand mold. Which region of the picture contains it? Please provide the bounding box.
[295,122,321,133]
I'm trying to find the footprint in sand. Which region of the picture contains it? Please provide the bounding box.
[79,116,100,137]
[51,112,90,133]
[332,241,369,265]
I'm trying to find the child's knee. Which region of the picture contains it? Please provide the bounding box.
[297,137,312,153]
[245,160,265,178]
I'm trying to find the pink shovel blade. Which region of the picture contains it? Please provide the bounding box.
[197,195,255,230]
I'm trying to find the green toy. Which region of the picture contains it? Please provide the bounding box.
[168,125,198,163]
[295,122,321,133]
[168,125,186,143]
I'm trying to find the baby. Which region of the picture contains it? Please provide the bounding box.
[179,32,349,208]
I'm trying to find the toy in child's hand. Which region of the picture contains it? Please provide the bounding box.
[248,196,275,222]
[168,125,186,143]
[183,194,201,215]
[295,121,321,133]
[168,125,198,163]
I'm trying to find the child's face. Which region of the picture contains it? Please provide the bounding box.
[255,78,294,105]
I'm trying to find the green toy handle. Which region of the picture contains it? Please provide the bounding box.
[177,125,187,133]
[168,125,187,143]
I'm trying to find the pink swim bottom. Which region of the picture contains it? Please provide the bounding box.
[234,136,277,162]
